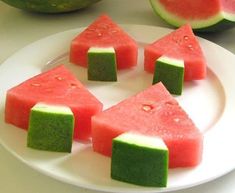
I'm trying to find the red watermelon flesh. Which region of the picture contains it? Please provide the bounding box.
[158,0,221,19]
[158,0,235,17]
[5,65,103,140]
[70,14,138,69]
[144,24,207,81]
[221,0,235,13]
[92,82,203,168]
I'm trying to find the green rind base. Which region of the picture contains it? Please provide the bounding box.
[153,56,184,95]
[88,47,117,82]
[195,19,235,33]
[111,134,168,187]
[1,0,101,13]
[27,103,74,153]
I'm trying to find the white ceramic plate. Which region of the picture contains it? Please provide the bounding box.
[0,25,235,193]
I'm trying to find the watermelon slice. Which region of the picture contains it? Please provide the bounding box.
[5,65,103,141]
[70,14,138,69]
[149,0,235,31]
[144,24,207,81]
[92,82,203,168]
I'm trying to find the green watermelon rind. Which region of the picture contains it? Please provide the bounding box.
[1,0,101,13]
[88,47,117,82]
[152,56,184,95]
[149,0,235,32]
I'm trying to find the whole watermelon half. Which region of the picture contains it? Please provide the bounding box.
[149,0,235,32]
[1,0,102,13]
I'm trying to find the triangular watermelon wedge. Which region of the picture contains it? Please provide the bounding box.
[150,0,235,31]
[5,65,103,140]
[144,24,207,81]
[70,14,138,69]
[92,82,203,168]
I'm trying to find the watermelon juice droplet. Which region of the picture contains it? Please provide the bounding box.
[55,76,64,81]
[30,83,41,87]
[108,30,118,36]
[174,118,180,123]
[187,44,194,50]
[70,83,78,88]
[164,100,177,106]
[183,35,189,41]
[111,30,117,33]
[142,104,153,112]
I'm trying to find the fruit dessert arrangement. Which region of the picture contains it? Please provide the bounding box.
[4,15,207,188]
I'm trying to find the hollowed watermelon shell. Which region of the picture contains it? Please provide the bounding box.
[150,0,235,31]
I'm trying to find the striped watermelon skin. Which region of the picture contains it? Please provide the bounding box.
[144,24,207,81]
[92,82,203,168]
[5,65,103,140]
[1,0,101,13]
[70,14,138,69]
